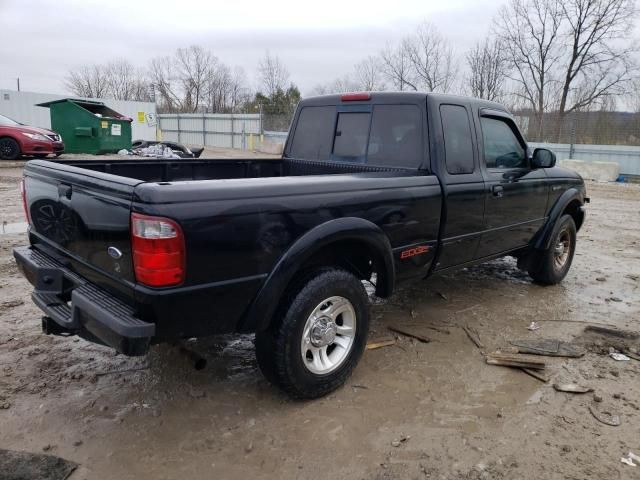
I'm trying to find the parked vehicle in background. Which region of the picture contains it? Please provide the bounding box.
[13,92,588,399]
[0,114,64,160]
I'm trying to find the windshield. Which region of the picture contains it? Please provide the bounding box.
[0,114,20,126]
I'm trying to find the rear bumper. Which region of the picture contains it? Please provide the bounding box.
[13,245,154,356]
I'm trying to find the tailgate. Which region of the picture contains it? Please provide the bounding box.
[23,160,140,285]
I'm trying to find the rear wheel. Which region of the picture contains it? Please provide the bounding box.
[528,214,577,285]
[0,137,20,160]
[255,268,369,399]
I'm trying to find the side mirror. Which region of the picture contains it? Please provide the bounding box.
[531,148,556,169]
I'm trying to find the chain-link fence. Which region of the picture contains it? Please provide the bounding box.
[262,113,294,132]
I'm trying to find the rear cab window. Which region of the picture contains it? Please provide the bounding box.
[288,106,334,161]
[288,103,423,169]
[333,112,370,160]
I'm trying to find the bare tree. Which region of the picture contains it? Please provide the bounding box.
[405,22,457,92]
[354,56,386,91]
[494,0,563,137]
[148,55,185,112]
[103,59,151,101]
[207,64,250,112]
[309,75,358,95]
[311,56,386,95]
[65,65,110,98]
[228,67,252,112]
[175,45,216,112]
[380,40,417,91]
[557,0,636,116]
[258,52,290,97]
[148,46,229,113]
[466,38,508,101]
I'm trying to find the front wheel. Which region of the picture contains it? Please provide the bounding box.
[0,137,20,160]
[528,214,577,285]
[255,268,370,399]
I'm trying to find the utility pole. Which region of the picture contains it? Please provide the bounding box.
[16,78,20,92]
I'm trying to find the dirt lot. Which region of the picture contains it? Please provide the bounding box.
[1,158,639,479]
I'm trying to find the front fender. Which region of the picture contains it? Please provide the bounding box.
[240,217,395,333]
[533,188,585,251]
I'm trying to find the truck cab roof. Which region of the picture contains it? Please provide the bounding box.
[300,91,510,114]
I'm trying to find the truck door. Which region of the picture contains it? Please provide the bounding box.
[476,111,549,257]
[433,103,486,270]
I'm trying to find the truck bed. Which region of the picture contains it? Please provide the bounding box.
[21,157,440,342]
[57,157,414,183]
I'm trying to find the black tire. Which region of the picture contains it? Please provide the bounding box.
[0,137,20,160]
[255,268,370,399]
[528,214,577,285]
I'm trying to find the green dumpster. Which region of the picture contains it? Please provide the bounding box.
[37,99,132,154]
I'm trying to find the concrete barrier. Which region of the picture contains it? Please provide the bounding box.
[258,141,284,155]
[559,159,620,182]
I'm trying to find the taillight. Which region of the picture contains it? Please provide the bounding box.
[341,92,371,102]
[131,213,185,287]
[20,178,31,225]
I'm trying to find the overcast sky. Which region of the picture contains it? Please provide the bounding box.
[1,0,508,96]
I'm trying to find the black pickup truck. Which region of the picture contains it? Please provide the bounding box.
[13,92,587,399]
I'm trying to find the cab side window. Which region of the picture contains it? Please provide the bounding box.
[367,105,422,168]
[481,117,527,169]
[440,104,474,174]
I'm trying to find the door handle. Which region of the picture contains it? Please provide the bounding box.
[492,185,504,198]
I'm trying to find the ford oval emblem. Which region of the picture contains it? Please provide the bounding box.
[107,246,123,259]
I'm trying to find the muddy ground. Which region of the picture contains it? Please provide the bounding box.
[0,159,639,479]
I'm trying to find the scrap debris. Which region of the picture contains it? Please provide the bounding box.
[610,352,631,362]
[118,140,204,159]
[462,324,485,350]
[405,323,451,335]
[366,339,396,350]
[485,352,546,370]
[588,405,621,427]
[510,339,585,358]
[0,449,77,480]
[527,321,541,331]
[553,383,593,394]
[387,326,431,343]
[521,368,549,383]
[391,435,411,447]
[623,350,640,361]
[584,325,639,340]
[621,452,640,467]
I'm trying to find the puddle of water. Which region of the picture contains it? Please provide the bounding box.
[1,222,28,235]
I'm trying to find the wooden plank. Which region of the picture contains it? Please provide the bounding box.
[387,326,431,343]
[485,352,546,370]
[521,368,549,383]
[462,324,485,350]
[366,340,396,350]
[404,323,451,335]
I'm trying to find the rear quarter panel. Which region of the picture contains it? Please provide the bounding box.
[133,173,442,336]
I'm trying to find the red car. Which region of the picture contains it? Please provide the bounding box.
[0,114,64,160]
